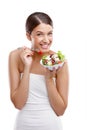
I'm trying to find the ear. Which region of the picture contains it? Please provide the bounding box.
[26,32,31,41]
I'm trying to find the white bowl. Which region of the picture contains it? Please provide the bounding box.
[40,60,64,71]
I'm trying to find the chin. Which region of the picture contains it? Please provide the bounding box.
[41,49,50,53]
[41,47,51,52]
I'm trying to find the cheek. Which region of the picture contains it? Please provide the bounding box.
[31,38,35,46]
[35,38,41,43]
[51,36,53,40]
[31,38,34,43]
[50,37,53,42]
[31,38,39,46]
[48,35,53,41]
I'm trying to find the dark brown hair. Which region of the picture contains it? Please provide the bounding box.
[25,12,53,34]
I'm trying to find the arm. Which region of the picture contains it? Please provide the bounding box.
[9,48,33,109]
[45,61,69,116]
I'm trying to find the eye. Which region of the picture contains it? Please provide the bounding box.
[37,33,43,36]
[48,32,53,36]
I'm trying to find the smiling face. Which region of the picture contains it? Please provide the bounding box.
[27,23,53,53]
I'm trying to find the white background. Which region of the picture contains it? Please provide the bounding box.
[0,0,87,129]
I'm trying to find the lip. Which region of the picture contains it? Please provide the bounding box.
[40,44,50,50]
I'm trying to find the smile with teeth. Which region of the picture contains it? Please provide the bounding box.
[40,44,50,49]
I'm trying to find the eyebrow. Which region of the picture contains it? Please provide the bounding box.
[36,30,53,33]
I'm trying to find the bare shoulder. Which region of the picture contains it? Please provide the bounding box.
[9,47,23,63]
[9,48,23,71]
[9,48,21,58]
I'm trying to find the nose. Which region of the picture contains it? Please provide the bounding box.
[43,35,49,43]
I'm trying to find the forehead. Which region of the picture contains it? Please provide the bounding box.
[32,23,53,33]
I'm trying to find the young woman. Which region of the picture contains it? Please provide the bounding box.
[9,12,69,130]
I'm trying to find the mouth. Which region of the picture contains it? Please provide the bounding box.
[40,43,50,50]
[31,43,51,54]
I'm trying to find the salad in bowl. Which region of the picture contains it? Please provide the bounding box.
[40,51,65,71]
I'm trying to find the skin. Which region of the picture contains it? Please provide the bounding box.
[9,23,69,116]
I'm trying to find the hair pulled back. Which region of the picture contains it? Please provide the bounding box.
[25,12,53,34]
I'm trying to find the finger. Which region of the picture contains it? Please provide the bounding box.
[49,68,56,73]
[47,68,56,76]
[23,48,34,55]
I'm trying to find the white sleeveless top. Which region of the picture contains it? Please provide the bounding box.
[14,73,63,130]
